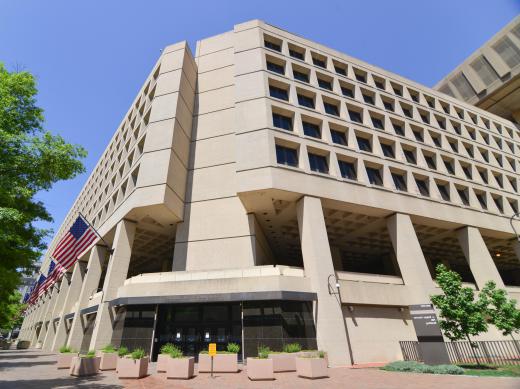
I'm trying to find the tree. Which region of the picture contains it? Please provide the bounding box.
[479,281,520,343]
[0,63,86,314]
[0,291,26,333]
[430,264,488,363]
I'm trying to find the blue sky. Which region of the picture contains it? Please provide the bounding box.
[1,0,518,251]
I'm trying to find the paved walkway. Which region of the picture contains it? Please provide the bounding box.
[1,349,519,389]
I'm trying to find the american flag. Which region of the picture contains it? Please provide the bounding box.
[27,274,46,304]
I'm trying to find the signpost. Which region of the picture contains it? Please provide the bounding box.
[409,304,450,365]
[208,343,216,378]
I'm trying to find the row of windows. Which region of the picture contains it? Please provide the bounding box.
[274,143,518,215]
[263,33,518,141]
[270,109,519,194]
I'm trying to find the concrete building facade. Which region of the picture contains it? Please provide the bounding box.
[20,20,520,366]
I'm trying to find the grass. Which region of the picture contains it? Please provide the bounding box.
[382,361,520,377]
[459,364,520,377]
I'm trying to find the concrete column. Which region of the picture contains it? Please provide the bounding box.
[89,219,136,350]
[68,245,107,350]
[296,196,351,367]
[52,262,86,352]
[387,213,435,303]
[36,287,59,345]
[458,226,505,289]
[42,279,70,351]
[30,298,47,347]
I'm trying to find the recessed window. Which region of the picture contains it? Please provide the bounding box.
[461,164,472,179]
[348,109,363,123]
[267,61,284,75]
[457,188,470,206]
[465,145,474,158]
[357,136,372,152]
[317,77,333,90]
[424,154,436,169]
[371,116,384,130]
[338,160,356,180]
[467,128,476,140]
[494,174,503,188]
[276,145,298,167]
[437,117,446,130]
[381,143,395,158]
[509,177,517,191]
[431,133,441,147]
[312,55,327,68]
[302,121,321,138]
[478,169,488,184]
[440,102,450,114]
[354,70,367,83]
[341,85,354,98]
[476,192,487,209]
[264,39,281,52]
[298,94,315,108]
[272,112,292,131]
[362,93,375,105]
[288,45,305,60]
[413,129,424,142]
[455,108,464,120]
[493,196,503,213]
[415,177,429,196]
[448,139,458,152]
[366,167,383,186]
[393,122,405,136]
[383,100,394,111]
[437,182,450,201]
[308,153,328,173]
[409,90,420,102]
[293,69,310,83]
[330,129,347,146]
[334,62,347,76]
[392,83,403,96]
[425,97,435,108]
[401,105,413,118]
[480,149,489,163]
[509,199,518,213]
[419,111,429,124]
[374,78,386,90]
[324,102,339,116]
[269,85,288,101]
[403,149,417,164]
[392,173,407,191]
[444,159,455,175]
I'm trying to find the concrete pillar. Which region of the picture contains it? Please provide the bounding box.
[387,213,435,303]
[52,262,86,352]
[458,226,505,289]
[68,245,107,350]
[36,287,59,345]
[89,219,136,350]
[296,196,351,367]
[42,279,70,351]
[30,298,47,347]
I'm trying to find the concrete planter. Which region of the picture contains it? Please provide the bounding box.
[69,356,101,377]
[16,340,30,349]
[156,353,169,373]
[0,340,10,350]
[117,357,149,379]
[296,357,328,379]
[166,356,195,379]
[246,358,274,381]
[198,353,238,372]
[98,352,118,370]
[268,353,299,372]
[57,353,77,369]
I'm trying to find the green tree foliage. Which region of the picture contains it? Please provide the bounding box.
[0,63,86,313]
[0,291,26,331]
[430,264,488,343]
[479,281,520,340]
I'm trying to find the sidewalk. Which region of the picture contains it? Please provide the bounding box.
[1,349,519,389]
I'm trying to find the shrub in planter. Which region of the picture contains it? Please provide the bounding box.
[199,343,239,373]
[98,344,118,371]
[247,346,274,381]
[70,350,101,377]
[57,346,77,369]
[157,343,176,373]
[166,345,194,379]
[269,343,302,372]
[296,351,328,379]
[16,340,30,349]
[117,348,148,379]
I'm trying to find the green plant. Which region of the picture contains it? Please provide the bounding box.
[282,343,301,353]
[382,361,463,375]
[131,348,146,360]
[257,345,270,359]
[117,346,129,357]
[101,344,116,353]
[431,364,464,375]
[226,342,240,353]
[84,350,96,359]
[168,344,184,359]
[160,343,176,355]
[318,351,325,359]
[59,346,73,354]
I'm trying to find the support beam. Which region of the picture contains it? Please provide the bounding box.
[458,226,505,289]
[36,287,59,346]
[89,219,136,350]
[296,196,351,367]
[42,280,70,351]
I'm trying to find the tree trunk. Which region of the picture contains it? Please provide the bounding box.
[466,334,480,366]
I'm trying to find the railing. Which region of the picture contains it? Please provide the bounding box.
[400,340,520,366]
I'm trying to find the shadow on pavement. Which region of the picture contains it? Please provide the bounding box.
[0,375,124,389]
[0,360,56,370]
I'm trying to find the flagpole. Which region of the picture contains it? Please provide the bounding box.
[78,212,114,253]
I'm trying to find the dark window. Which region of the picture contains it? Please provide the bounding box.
[509,200,518,214]
[265,40,281,52]
[509,178,517,191]
[392,173,407,191]
[324,102,339,116]
[420,113,429,124]
[289,49,304,60]
[308,153,328,173]
[437,183,450,201]
[448,141,458,152]
[334,66,347,76]
[424,155,436,169]
[276,145,298,167]
[341,86,354,98]
[298,94,315,108]
[441,103,450,114]
[357,136,372,152]
[293,70,309,83]
[457,188,470,205]
[393,86,403,96]
[476,193,487,209]
[272,113,292,131]
[462,165,472,179]
[465,146,474,157]
[338,160,356,180]
[348,109,362,123]
[267,61,284,74]
[456,109,464,119]
[383,101,394,111]
[478,170,488,184]
[415,178,429,196]
[318,78,332,90]
[366,167,383,186]
[410,92,419,102]
[468,130,476,140]
[302,122,321,138]
[432,135,441,147]
[363,94,374,105]
[453,123,461,134]
[438,119,446,130]
[402,107,412,118]
[393,123,405,136]
[371,117,384,130]
[404,149,416,164]
[375,80,385,90]
[355,72,366,83]
[481,151,489,162]
[381,143,395,158]
[269,85,288,101]
[413,130,424,142]
[444,160,454,174]
[426,99,435,108]
[312,57,326,68]
[495,175,503,188]
[330,130,347,145]
[493,197,503,213]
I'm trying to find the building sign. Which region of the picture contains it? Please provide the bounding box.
[409,304,450,365]
[208,343,217,357]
